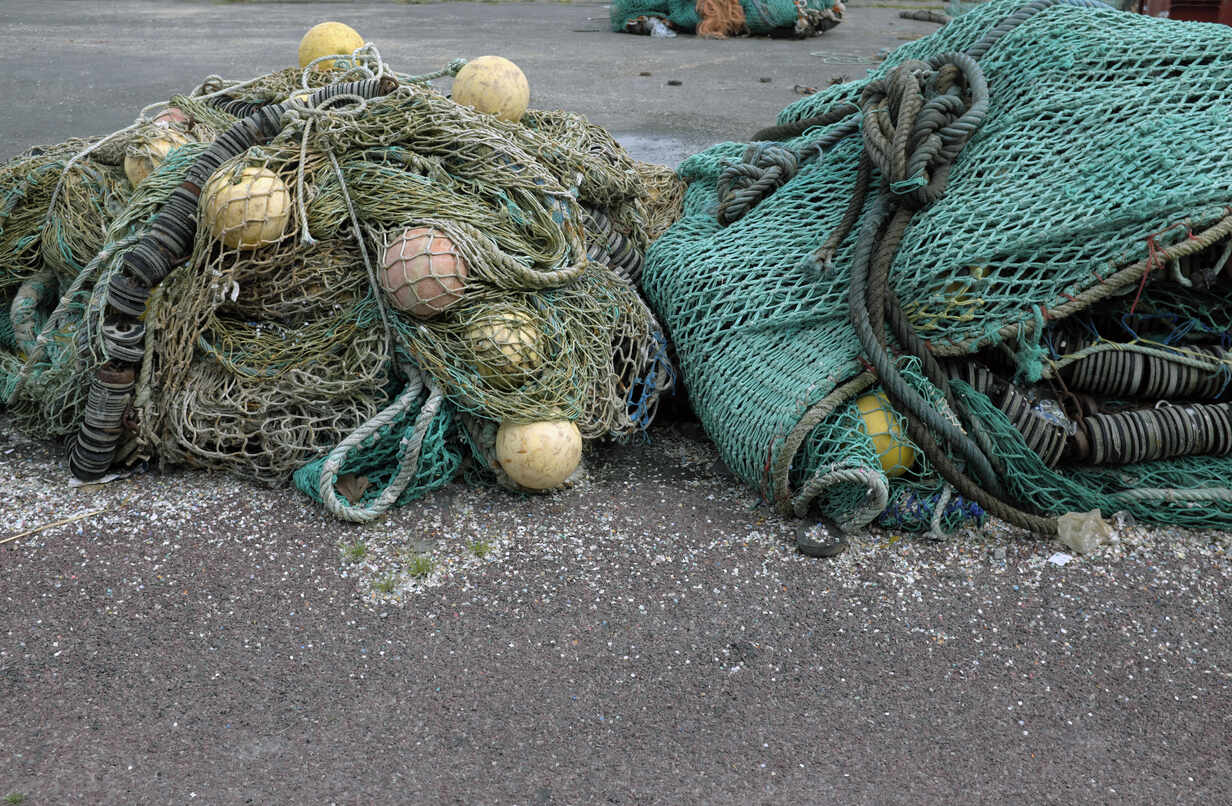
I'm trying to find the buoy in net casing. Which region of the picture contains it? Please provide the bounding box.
[464,308,543,389]
[152,107,189,128]
[124,129,192,187]
[379,227,469,318]
[855,391,916,477]
[495,420,582,490]
[298,21,364,70]
[452,55,530,123]
[201,166,292,250]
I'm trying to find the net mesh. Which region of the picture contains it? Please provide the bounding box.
[642,0,1232,531]
[0,53,677,518]
[610,0,843,36]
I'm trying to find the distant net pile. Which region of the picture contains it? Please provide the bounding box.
[644,0,1232,534]
[611,0,844,38]
[0,50,678,521]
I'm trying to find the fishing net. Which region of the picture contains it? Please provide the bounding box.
[643,0,1232,532]
[0,49,676,521]
[611,0,844,37]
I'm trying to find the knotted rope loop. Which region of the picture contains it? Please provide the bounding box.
[716,143,800,226]
[858,53,988,211]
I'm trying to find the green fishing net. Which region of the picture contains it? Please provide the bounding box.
[610,0,843,36]
[643,0,1232,531]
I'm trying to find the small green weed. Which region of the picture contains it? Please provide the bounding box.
[407,554,436,578]
[5,794,28,805]
[469,539,492,559]
[373,574,398,594]
[342,540,367,563]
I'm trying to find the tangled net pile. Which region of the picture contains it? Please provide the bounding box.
[644,0,1232,535]
[611,0,844,38]
[0,50,679,521]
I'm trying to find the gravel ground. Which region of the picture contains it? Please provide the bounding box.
[3,416,1231,803]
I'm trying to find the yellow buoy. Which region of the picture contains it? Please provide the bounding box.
[495,420,582,490]
[855,392,916,477]
[298,22,364,70]
[201,166,292,250]
[452,55,530,123]
[124,129,192,187]
[464,309,543,389]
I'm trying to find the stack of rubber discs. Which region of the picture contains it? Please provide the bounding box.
[583,206,643,285]
[1075,401,1232,466]
[1062,343,1228,400]
[950,363,1070,468]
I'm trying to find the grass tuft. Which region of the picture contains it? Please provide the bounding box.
[407,554,436,578]
[342,540,367,563]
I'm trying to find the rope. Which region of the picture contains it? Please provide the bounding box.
[847,196,1004,494]
[930,210,1232,357]
[1047,338,1231,377]
[717,108,861,227]
[328,150,395,353]
[716,144,800,226]
[397,58,468,85]
[772,370,875,508]
[791,465,889,530]
[790,0,1118,534]
[10,269,55,355]
[1106,486,1232,505]
[833,7,1081,533]
[281,91,372,247]
[316,367,444,522]
[751,101,859,142]
[927,483,954,539]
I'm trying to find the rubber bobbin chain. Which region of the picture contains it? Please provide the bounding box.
[1064,344,1228,400]
[101,321,146,363]
[582,207,644,285]
[106,273,151,318]
[949,363,1068,467]
[1076,402,1232,466]
[68,364,136,481]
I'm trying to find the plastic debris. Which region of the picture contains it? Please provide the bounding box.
[1057,510,1114,554]
[648,17,677,37]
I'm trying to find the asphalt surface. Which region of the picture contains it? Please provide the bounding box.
[3,2,1232,804]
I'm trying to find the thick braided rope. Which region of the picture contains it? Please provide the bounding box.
[316,368,444,522]
[10,270,57,355]
[792,466,890,531]
[820,0,1125,534]
[1106,487,1232,505]
[848,197,1005,496]
[1047,340,1232,377]
[717,115,862,227]
[772,370,875,510]
[928,483,955,539]
[844,58,1063,531]
[928,211,1232,357]
[716,144,799,226]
